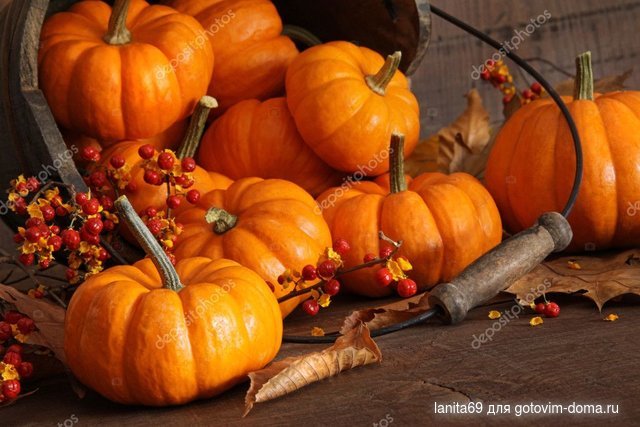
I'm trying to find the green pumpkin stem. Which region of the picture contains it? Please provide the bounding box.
[365,51,402,96]
[205,207,238,234]
[281,25,322,47]
[176,96,218,159]
[573,51,594,101]
[115,196,183,292]
[104,0,132,45]
[389,133,407,193]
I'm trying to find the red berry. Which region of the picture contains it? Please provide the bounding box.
[80,228,100,245]
[277,275,285,285]
[40,205,56,222]
[143,170,162,186]
[534,302,546,314]
[3,351,21,366]
[317,260,336,279]
[138,144,155,160]
[75,192,89,205]
[82,198,100,215]
[103,219,115,232]
[186,189,200,204]
[480,69,491,80]
[397,278,417,298]
[379,246,394,258]
[125,182,137,193]
[363,253,377,263]
[146,219,162,236]
[109,154,125,169]
[166,195,181,209]
[100,195,114,211]
[181,157,196,172]
[61,229,81,250]
[26,177,40,192]
[16,318,35,335]
[24,227,41,243]
[502,95,514,105]
[494,74,507,84]
[14,198,27,215]
[17,362,33,379]
[323,279,341,296]
[530,82,542,95]
[89,171,107,188]
[0,322,11,341]
[2,380,20,400]
[157,152,175,170]
[65,269,77,281]
[301,265,317,281]
[12,233,23,243]
[84,218,104,235]
[375,267,393,287]
[97,247,109,261]
[50,225,60,235]
[522,89,534,100]
[486,59,495,68]
[332,238,350,256]
[39,257,52,269]
[178,176,194,188]
[3,311,22,324]
[19,253,34,266]
[47,235,63,251]
[81,146,100,162]
[302,299,320,316]
[145,207,158,218]
[6,344,22,354]
[33,290,44,299]
[544,302,560,318]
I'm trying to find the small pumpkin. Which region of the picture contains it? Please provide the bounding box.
[316,134,502,297]
[39,0,214,141]
[198,97,342,196]
[168,0,298,112]
[485,52,640,251]
[285,41,420,174]
[65,196,282,406]
[173,178,332,317]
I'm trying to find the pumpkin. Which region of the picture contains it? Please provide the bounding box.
[173,177,332,317]
[168,0,298,113]
[485,52,640,251]
[285,41,420,174]
[197,97,342,196]
[316,133,502,297]
[39,0,214,141]
[65,196,282,406]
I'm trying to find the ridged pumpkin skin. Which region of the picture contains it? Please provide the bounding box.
[174,178,332,317]
[317,173,502,297]
[64,257,282,406]
[169,0,298,112]
[39,0,214,141]
[285,41,420,174]
[198,98,342,196]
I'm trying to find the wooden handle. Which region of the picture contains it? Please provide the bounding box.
[429,212,572,324]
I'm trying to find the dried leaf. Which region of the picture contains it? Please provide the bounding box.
[604,313,619,322]
[0,285,66,364]
[552,70,633,97]
[311,327,325,336]
[340,292,431,335]
[405,89,492,178]
[244,323,381,416]
[505,249,640,311]
[530,316,544,326]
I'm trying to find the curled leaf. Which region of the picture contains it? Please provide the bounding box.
[386,259,407,281]
[244,323,381,416]
[530,316,544,326]
[488,310,501,320]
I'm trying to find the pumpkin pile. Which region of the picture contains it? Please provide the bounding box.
[37,0,505,406]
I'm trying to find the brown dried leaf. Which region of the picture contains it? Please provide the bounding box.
[340,292,430,334]
[244,323,381,416]
[551,69,633,97]
[0,285,66,364]
[405,89,492,178]
[504,249,640,310]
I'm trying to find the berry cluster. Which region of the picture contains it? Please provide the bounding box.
[533,300,560,318]
[480,59,543,105]
[81,146,132,193]
[139,206,183,265]
[0,311,35,404]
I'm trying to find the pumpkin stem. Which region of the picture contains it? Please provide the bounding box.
[573,51,594,101]
[205,207,238,234]
[104,0,132,45]
[282,25,322,47]
[115,196,183,292]
[365,51,402,96]
[176,96,218,159]
[389,132,407,193]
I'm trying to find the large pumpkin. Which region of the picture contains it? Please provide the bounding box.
[173,178,332,317]
[39,0,214,141]
[285,41,420,174]
[168,0,298,112]
[65,196,282,406]
[485,52,640,251]
[198,97,342,196]
[316,134,502,297]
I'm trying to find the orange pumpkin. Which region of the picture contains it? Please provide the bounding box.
[198,97,342,196]
[39,0,214,141]
[173,178,332,317]
[316,134,502,297]
[286,41,420,174]
[485,52,640,251]
[168,0,298,113]
[65,196,282,406]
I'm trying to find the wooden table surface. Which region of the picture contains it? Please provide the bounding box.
[2,293,638,426]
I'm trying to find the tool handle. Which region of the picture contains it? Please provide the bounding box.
[428,212,572,324]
